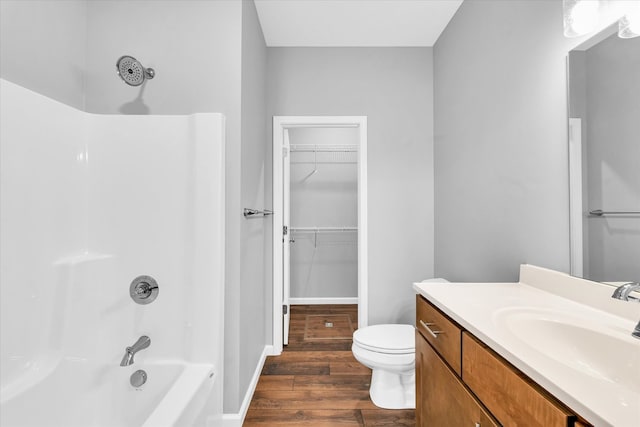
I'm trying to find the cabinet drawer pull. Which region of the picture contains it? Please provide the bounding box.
[419,320,443,338]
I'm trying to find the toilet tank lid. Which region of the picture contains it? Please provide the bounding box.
[421,278,449,283]
[353,324,414,353]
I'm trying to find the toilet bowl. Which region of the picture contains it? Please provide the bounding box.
[352,324,416,409]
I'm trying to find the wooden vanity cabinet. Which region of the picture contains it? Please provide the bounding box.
[416,330,498,427]
[462,332,575,427]
[415,295,593,427]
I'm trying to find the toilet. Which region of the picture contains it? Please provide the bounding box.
[352,324,416,409]
[352,278,449,409]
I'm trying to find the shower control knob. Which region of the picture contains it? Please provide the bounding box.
[135,283,152,296]
[129,275,159,305]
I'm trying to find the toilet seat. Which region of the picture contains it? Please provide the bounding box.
[353,324,414,354]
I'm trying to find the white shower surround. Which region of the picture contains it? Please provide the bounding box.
[0,79,225,426]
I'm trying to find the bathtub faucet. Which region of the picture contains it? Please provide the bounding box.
[120,336,151,366]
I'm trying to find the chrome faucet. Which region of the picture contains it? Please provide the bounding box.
[611,282,640,302]
[120,336,151,366]
[611,282,640,339]
[633,322,640,340]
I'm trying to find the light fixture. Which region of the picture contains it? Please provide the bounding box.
[563,0,640,38]
[563,0,600,37]
[618,3,640,38]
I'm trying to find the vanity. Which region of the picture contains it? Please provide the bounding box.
[414,265,640,427]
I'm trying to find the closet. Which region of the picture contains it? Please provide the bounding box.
[272,116,367,351]
[288,127,359,305]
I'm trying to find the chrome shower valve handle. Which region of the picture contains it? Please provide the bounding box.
[129,275,159,305]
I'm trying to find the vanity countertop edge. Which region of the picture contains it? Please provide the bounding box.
[413,265,640,427]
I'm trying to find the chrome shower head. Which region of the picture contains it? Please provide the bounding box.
[116,55,155,87]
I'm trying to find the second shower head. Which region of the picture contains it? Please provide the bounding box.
[116,55,155,87]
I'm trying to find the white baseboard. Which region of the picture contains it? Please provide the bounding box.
[220,345,273,427]
[289,297,358,305]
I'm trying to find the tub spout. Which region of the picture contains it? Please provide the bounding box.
[120,335,150,366]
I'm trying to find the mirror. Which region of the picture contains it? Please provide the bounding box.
[567,25,640,284]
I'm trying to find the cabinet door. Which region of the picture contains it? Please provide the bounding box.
[416,331,498,427]
[462,333,575,427]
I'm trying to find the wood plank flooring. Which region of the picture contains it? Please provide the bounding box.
[244,305,416,426]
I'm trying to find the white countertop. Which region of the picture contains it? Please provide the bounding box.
[413,266,640,427]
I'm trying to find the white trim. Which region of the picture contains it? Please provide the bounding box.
[357,117,368,330]
[219,345,273,427]
[272,116,368,355]
[273,120,284,354]
[568,118,584,277]
[289,297,359,305]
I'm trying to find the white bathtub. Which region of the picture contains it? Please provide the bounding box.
[0,359,214,427]
[0,79,225,426]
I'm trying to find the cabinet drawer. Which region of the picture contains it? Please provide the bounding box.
[417,331,499,427]
[462,332,576,427]
[416,295,462,375]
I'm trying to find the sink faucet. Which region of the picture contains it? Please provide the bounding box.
[611,282,640,302]
[120,336,151,366]
[611,283,640,339]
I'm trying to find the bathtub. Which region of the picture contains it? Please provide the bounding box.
[0,79,225,426]
[0,359,214,427]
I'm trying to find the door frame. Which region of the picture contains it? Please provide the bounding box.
[271,116,368,355]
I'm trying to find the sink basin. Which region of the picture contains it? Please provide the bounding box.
[494,307,640,393]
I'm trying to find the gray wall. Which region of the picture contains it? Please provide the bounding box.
[583,35,640,282]
[234,0,269,414]
[434,0,577,281]
[267,48,434,325]
[84,0,241,117]
[0,0,87,109]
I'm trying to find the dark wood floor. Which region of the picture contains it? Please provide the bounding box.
[244,305,416,426]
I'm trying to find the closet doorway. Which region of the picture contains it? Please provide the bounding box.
[272,116,368,354]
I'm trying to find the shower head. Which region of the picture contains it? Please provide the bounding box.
[116,55,155,86]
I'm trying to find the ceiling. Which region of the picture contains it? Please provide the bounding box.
[254,0,464,47]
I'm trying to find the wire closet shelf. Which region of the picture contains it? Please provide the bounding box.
[290,226,358,233]
[289,227,357,248]
[289,144,358,153]
[289,143,358,171]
